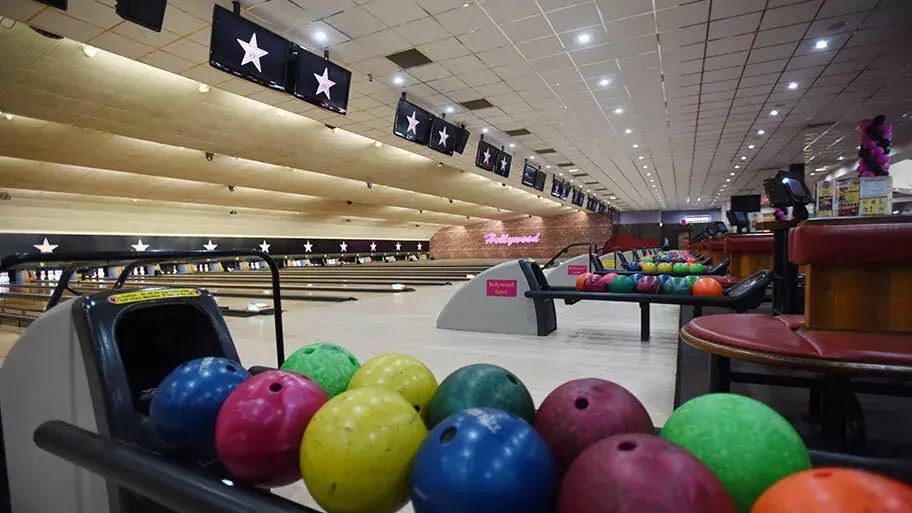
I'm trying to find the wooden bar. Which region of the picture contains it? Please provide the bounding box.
[805,264,912,333]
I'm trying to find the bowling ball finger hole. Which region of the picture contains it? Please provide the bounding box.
[507,374,518,385]
[303,347,315,355]
[269,383,282,393]
[574,398,589,410]
[349,356,358,366]
[225,364,237,373]
[439,427,457,444]
[617,441,637,452]
[413,404,421,413]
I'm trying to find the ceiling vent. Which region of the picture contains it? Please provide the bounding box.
[385,49,433,69]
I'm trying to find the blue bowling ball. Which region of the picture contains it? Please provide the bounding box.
[411,408,557,513]
[657,274,672,284]
[150,357,250,451]
[627,262,642,271]
[629,273,645,284]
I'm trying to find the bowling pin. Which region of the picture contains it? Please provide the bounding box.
[39,270,46,281]
[139,267,145,276]
[204,264,210,272]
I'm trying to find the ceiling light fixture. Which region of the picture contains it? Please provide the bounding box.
[787,81,799,90]
[624,128,632,134]
[748,144,755,149]
[559,172,563,176]
[646,172,651,176]
[393,75,405,85]
[614,107,624,114]
[638,156,644,160]
[730,172,736,176]
[810,172,816,176]
[770,109,779,116]
[815,39,828,49]
[837,155,845,161]
[198,83,210,93]
[598,78,611,87]
[632,144,639,148]
[609,195,617,200]
[740,156,747,160]
[576,33,592,44]
[482,127,489,133]
[529,155,535,160]
[642,165,648,169]
[815,167,827,172]
[757,129,765,135]
[445,106,454,113]
[734,165,740,169]
[314,30,328,42]
[546,165,551,169]
[509,143,515,148]
[726,178,731,182]
[82,44,98,57]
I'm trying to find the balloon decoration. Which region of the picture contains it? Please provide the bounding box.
[773,208,788,221]
[857,115,892,177]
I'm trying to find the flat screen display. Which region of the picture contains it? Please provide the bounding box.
[730,194,761,212]
[394,99,433,145]
[551,177,564,198]
[734,211,747,224]
[293,49,351,114]
[534,170,546,191]
[475,139,500,172]
[571,189,584,207]
[494,150,512,177]
[210,5,289,90]
[714,221,727,233]
[598,202,606,214]
[427,116,458,156]
[522,163,537,188]
[763,177,791,207]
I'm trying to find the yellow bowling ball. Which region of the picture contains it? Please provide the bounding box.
[657,262,674,273]
[348,353,438,419]
[641,262,658,273]
[300,387,427,513]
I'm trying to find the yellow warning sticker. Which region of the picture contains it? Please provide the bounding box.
[108,288,201,305]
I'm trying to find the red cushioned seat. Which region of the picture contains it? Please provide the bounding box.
[723,235,774,254]
[790,222,912,265]
[774,314,804,331]
[799,331,912,366]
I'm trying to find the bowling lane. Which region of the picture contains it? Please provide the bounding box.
[58,277,415,294]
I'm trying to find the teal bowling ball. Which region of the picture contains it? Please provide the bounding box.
[663,277,691,295]
[689,263,706,274]
[608,275,635,293]
[672,263,688,274]
[685,275,700,287]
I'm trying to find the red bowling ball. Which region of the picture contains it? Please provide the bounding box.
[557,434,736,513]
[581,273,603,292]
[533,378,653,473]
[635,275,662,294]
[215,370,328,487]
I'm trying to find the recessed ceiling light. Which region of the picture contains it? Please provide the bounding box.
[815,39,828,49]
[730,172,736,176]
[546,165,551,169]
[198,83,210,93]
[770,109,779,116]
[646,172,651,176]
[734,165,740,169]
[757,129,765,135]
[787,81,799,90]
[598,78,611,87]
[632,144,639,148]
[314,30,328,42]
[810,172,816,176]
[726,178,731,182]
[614,107,624,114]
[624,128,632,134]
[509,143,515,148]
[374,141,382,148]
[740,156,747,160]
[638,156,644,160]
[576,33,592,44]
[815,167,827,172]
[649,179,654,183]
[569,168,578,172]
[393,75,405,85]
[445,106,454,113]
[82,44,98,57]
[642,165,648,169]
[748,144,755,149]
[559,172,563,176]
[529,155,535,160]
[837,155,845,161]
[609,195,617,200]
[482,127,489,133]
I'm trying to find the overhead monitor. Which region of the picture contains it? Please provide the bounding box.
[730,194,761,212]
[733,211,748,225]
[571,189,584,207]
[714,221,727,233]
[210,5,290,91]
[475,139,500,172]
[534,169,546,191]
[551,177,565,198]
[394,99,432,145]
[494,150,512,177]
[427,116,458,156]
[117,0,167,32]
[521,162,537,188]
[293,49,352,114]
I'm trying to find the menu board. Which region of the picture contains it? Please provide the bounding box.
[859,176,892,216]
[836,177,860,217]
[815,180,834,217]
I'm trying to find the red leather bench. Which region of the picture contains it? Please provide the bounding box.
[723,234,773,279]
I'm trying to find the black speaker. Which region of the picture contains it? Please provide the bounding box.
[453,126,470,155]
[116,0,168,33]
[35,0,67,9]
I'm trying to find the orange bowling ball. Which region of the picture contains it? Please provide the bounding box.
[751,468,912,513]
[692,277,724,296]
[576,272,591,292]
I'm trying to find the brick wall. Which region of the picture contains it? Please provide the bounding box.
[430,211,613,260]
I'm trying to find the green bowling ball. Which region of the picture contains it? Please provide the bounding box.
[685,275,700,287]
[641,257,654,263]
[607,275,636,293]
[661,394,811,512]
[689,263,706,273]
[280,343,361,398]
[672,263,688,274]
[426,363,535,429]
[663,277,691,295]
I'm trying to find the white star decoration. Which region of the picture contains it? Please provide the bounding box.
[237,33,268,73]
[258,240,271,253]
[203,240,218,251]
[131,239,150,252]
[437,126,450,147]
[395,242,401,251]
[33,238,58,254]
[339,241,348,252]
[482,148,491,165]
[417,242,423,250]
[314,67,335,99]
[406,111,420,134]
[500,157,508,171]
[370,242,377,252]
[303,241,313,252]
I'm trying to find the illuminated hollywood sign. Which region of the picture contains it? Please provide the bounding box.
[483,233,541,246]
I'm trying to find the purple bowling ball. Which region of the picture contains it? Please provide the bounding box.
[635,275,662,294]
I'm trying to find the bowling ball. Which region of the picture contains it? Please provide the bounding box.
[641,257,654,263]
[672,263,688,274]
[689,263,706,273]
[348,353,438,419]
[596,273,617,291]
[426,364,535,429]
[640,262,658,273]
[628,262,642,271]
[752,468,912,513]
[575,272,591,292]
[412,408,557,513]
[661,393,810,512]
[657,262,673,273]
[693,277,724,297]
[685,275,700,287]
[558,434,736,513]
[657,274,672,284]
[663,277,692,295]
[635,275,662,294]
[686,257,697,264]
[301,387,427,513]
[629,273,645,284]
[581,273,603,292]
[280,342,361,397]
[608,275,636,293]
[150,357,251,452]
[533,378,652,473]
[215,370,327,487]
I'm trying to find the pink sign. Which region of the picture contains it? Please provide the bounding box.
[483,233,541,246]
[567,265,588,275]
[486,279,517,297]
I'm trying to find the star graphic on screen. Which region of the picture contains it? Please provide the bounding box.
[130,239,150,252]
[437,126,450,147]
[395,242,402,251]
[370,242,377,252]
[258,240,271,253]
[417,242,423,250]
[203,240,218,251]
[500,157,508,171]
[303,241,313,252]
[482,148,491,165]
[33,238,58,254]
[314,67,335,99]
[339,241,348,252]
[406,111,420,134]
[237,33,268,73]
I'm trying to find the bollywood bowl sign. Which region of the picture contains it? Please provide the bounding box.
[483,233,541,246]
